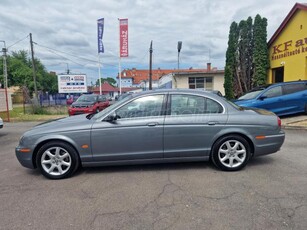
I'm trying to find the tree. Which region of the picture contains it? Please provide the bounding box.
[0,50,58,94]
[95,77,116,87]
[224,15,268,98]
[253,15,269,87]
[224,22,238,99]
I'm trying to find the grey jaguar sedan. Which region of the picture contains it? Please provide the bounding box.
[16,89,285,179]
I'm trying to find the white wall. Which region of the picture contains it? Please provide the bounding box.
[0,89,13,111]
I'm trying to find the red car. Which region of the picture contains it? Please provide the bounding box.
[68,94,109,116]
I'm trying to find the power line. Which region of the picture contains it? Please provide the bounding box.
[7,35,29,49]
[35,43,118,67]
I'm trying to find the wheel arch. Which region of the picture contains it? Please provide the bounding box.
[32,138,81,168]
[210,132,255,157]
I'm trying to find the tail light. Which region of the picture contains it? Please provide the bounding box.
[277,117,281,127]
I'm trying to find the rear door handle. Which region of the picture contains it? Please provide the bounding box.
[147,122,158,127]
[208,121,216,126]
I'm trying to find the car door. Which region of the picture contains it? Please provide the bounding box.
[256,86,285,114]
[163,93,228,158]
[91,94,166,162]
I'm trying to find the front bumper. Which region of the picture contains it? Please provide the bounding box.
[15,147,35,169]
[68,108,95,116]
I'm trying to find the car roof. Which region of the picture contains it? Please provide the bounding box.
[128,89,222,99]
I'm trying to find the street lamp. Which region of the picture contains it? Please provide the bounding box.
[177,41,182,70]
[0,40,10,122]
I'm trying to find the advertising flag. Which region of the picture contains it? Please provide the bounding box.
[119,19,128,57]
[97,18,104,53]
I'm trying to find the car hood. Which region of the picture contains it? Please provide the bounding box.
[233,99,255,106]
[24,114,94,136]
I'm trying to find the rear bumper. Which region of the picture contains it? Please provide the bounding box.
[253,131,285,157]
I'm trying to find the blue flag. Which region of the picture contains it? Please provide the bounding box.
[97,18,104,53]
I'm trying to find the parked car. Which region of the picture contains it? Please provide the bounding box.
[0,117,3,129]
[16,89,285,179]
[66,95,79,105]
[68,94,109,116]
[116,92,134,101]
[234,81,307,116]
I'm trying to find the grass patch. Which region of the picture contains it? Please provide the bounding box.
[0,105,69,122]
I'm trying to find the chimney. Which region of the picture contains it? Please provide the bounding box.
[207,63,211,71]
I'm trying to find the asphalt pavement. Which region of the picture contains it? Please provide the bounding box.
[0,122,307,230]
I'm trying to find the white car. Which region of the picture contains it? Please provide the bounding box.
[0,117,3,129]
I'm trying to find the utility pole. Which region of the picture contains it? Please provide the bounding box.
[177,41,182,70]
[29,33,38,102]
[1,40,10,122]
[149,41,153,90]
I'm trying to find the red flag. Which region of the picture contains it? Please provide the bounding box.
[119,19,128,57]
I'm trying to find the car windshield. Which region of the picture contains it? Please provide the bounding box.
[238,89,264,100]
[76,95,97,102]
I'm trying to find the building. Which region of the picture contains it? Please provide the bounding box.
[91,82,139,98]
[118,68,177,88]
[159,63,225,95]
[268,3,307,83]
[119,64,224,93]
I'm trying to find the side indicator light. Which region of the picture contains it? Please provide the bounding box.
[256,136,266,140]
[20,148,31,153]
[81,145,89,149]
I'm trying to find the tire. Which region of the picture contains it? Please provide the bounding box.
[304,103,307,115]
[36,141,80,179]
[211,135,251,171]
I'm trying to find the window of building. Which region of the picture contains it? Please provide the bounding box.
[188,77,213,90]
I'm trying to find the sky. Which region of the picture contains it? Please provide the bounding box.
[0,0,300,85]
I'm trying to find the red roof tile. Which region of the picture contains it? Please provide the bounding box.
[119,66,221,84]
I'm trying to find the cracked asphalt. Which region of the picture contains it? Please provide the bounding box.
[1,122,307,230]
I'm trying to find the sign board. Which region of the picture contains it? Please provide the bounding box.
[57,74,87,93]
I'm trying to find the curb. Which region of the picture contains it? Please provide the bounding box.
[282,125,307,130]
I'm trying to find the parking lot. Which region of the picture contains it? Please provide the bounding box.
[1,122,307,230]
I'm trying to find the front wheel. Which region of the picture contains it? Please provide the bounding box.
[36,141,79,179]
[211,135,251,171]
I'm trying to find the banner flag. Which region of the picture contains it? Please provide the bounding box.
[97,18,104,53]
[119,19,128,57]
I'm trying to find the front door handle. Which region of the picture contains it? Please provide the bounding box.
[208,121,216,126]
[147,122,158,127]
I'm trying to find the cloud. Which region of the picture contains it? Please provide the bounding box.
[0,0,300,79]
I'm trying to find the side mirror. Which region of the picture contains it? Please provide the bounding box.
[258,96,267,101]
[104,113,118,122]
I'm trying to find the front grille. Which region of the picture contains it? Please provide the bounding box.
[72,105,88,108]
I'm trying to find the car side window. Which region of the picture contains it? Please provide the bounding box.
[283,83,305,95]
[262,86,282,98]
[170,95,223,115]
[98,96,106,102]
[116,95,164,119]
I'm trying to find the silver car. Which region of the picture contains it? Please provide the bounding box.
[16,89,285,179]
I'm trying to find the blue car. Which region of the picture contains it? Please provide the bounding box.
[234,81,307,116]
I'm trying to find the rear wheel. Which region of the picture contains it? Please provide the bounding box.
[304,103,307,114]
[36,141,79,179]
[211,135,251,171]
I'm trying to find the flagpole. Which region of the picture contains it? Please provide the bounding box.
[98,53,102,95]
[118,18,122,95]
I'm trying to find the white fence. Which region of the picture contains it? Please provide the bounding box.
[0,89,12,112]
